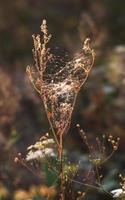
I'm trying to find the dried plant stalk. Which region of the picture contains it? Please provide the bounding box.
[26,19,95,140]
[26,19,95,200]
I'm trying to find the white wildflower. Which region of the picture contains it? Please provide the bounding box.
[27,138,55,151]
[41,139,55,145]
[111,188,125,198]
[26,148,56,161]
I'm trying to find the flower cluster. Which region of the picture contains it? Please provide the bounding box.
[111,175,125,198]
[26,133,56,161]
[76,124,120,166]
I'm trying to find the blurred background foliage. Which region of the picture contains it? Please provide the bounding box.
[0,0,125,199]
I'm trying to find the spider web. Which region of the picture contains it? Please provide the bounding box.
[27,30,94,136]
[40,45,94,136]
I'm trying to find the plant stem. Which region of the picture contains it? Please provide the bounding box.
[95,165,101,185]
[58,133,65,200]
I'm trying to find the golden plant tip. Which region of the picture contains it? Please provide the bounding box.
[14,157,19,163]
[42,19,47,25]
[84,38,90,46]
[26,65,30,71]
[32,34,35,38]
[85,37,90,41]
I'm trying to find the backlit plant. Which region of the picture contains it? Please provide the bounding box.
[15,20,120,200]
[26,19,95,200]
